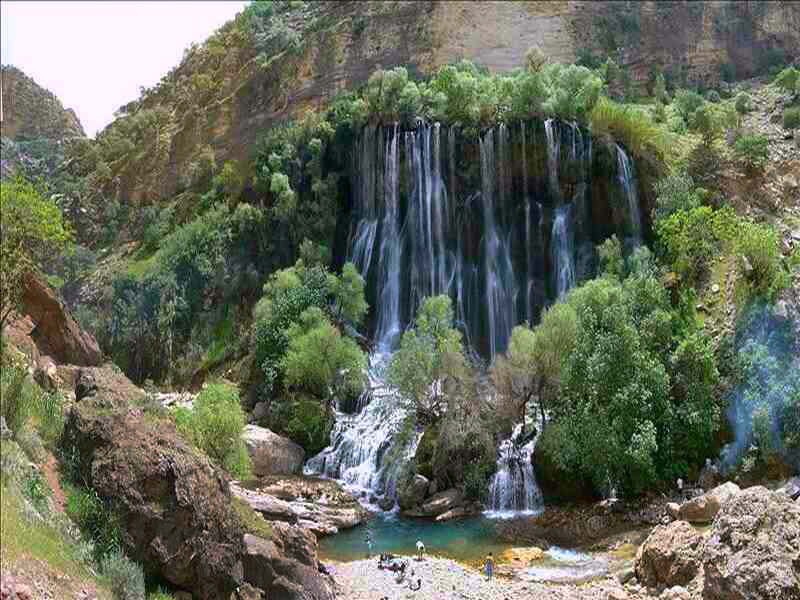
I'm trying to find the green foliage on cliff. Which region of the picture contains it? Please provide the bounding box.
[0,176,72,331]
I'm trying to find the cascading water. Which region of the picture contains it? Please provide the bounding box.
[551,203,576,299]
[309,119,645,505]
[305,353,419,503]
[616,143,642,247]
[487,423,543,515]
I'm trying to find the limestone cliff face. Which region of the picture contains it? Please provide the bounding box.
[81,1,799,209]
[0,65,85,140]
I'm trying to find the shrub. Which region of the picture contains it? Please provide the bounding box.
[102,551,146,600]
[774,67,799,96]
[737,222,786,299]
[673,89,705,122]
[283,397,332,456]
[706,90,721,103]
[33,390,64,448]
[175,383,251,478]
[652,171,703,222]
[22,469,50,513]
[783,107,800,131]
[733,133,769,173]
[0,440,30,485]
[0,359,31,436]
[65,485,121,563]
[734,92,751,115]
[589,97,671,163]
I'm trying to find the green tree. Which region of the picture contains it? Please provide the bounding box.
[327,262,368,325]
[733,133,769,173]
[774,67,799,97]
[388,296,469,424]
[0,176,71,330]
[281,307,366,406]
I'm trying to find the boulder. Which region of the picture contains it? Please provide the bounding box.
[702,486,800,600]
[251,401,268,422]
[678,482,740,523]
[397,474,429,509]
[242,532,334,600]
[74,369,98,402]
[435,502,483,522]
[779,476,800,501]
[634,521,703,588]
[63,364,146,408]
[419,488,463,517]
[230,479,369,536]
[20,273,102,367]
[666,502,681,520]
[61,403,244,600]
[242,425,305,476]
[0,416,11,440]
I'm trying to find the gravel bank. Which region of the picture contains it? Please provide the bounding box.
[330,556,635,600]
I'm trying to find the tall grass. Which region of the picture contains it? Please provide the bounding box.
[590,97,677,167]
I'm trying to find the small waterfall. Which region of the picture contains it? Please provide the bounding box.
[616,144,642,246]
[487,423,543,515]
[551,203,576,299]
[375,124,402,349]
[544,118,561,202]
[479,129,516,357]
[305,353,419,504]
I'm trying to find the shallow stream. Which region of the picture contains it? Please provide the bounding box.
[318,513,616,582]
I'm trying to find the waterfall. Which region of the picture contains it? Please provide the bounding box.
[375,124,401,349]
[487,423,543,515]
[305,353,419,504]
[310,120,645,505]
[479,129,516,357]
[551,203,576,299]
[544,118,561,202]
[616,143,642,246]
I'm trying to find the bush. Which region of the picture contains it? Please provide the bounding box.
[32,390,64,448]
[737,222,786,299]
[733,133,769,173]
[589,97,671,163]
[652,172,703,222]
[175,383,251,479]
[0,360,30,436]
[65,485,121,563]
[706,90,721,103]
[0,440,30,485]
[102,551,146,600]
[673,89,705,122]
[734,92,751,115]
[783,107,800,131]
[22,469,50,513]
[774,67,799,95]
[283,397,332,456]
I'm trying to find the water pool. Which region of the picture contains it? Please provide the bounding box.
[318,513,513,567]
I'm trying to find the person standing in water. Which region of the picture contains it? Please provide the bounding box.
[484,552,494,579]
[416,540,425,560]
[365,532,372,559]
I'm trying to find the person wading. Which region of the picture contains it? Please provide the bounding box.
[416,539,425,560]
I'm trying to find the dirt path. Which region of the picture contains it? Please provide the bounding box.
[42,453,66,513]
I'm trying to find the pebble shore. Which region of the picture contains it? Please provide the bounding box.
[330,556,634,600]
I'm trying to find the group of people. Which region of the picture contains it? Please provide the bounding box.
[365,534,496,580]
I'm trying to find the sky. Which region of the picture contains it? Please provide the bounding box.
[1,1,248,137]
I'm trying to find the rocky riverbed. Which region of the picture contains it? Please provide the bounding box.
[330,556,635,600]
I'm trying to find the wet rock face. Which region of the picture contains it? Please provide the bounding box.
[396,474,430,510]
[634,521,704,588]
[702,486,800,600]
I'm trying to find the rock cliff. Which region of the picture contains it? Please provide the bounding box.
[72,1,800,212]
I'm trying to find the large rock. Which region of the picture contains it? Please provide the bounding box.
[61,403,244,600]
[230,478,370,537]
[678,482,740,523]
[702,486,800,600]
[397,474,430,510]
[634,521,703,588]
[242,425,305,477]
[780,477,800,501]
[419,488,463,517]
[241,531,334,600]
[20,274,102,367]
